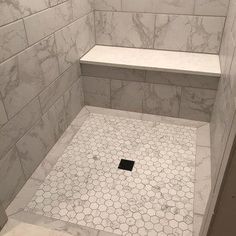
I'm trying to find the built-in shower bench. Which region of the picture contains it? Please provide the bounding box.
[80,45,221,122]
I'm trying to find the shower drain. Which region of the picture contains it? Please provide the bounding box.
[118,159,135,171]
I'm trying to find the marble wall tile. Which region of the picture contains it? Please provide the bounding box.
[179,87,216,121]
[154,14,225,53]
[146,71,219,89]
[111,80,144,112]
[49,0,68,7]
[194,0,230,16]
[55,13,95,73]
[64,79,84,125]
[81,64,146,82]
[0,98,41,159]
[229,50,236,95]
[83,76,111,108]
[0,147,26,208]
[16,97,66,179]
[0,20,27,63]
[143,84,181,117]
[0,0,49,27]
[72,0,93,20]
[95,11,155,49]
[39,64,79,114]
[0,99,7,128]
[0,35,59,119]
[95,0,122,11]
[122,0,195,14]
[24,1,73,45]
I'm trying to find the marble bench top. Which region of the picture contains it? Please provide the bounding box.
[80,45,221,77]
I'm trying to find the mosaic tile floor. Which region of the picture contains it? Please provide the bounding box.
[25,113,196,236]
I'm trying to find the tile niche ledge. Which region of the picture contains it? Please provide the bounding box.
[80,45,221,77]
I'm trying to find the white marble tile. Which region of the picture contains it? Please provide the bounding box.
[95,0,122,11]
[143,84,181,117]
[154,14,225,54]
[24,1,73,45]
[179,87,216,122]
[55,13,95,73]
[0,35,59,119]
[16,97,66,179]
[193,214,203,236]
[25,113,196,236]
[95,11,155,49]
[72,0,93,20]
[0,98,41,159]
[50,0,68,7]
[0,99,7,127]
[39,64,79,113]
[122,0,195,14]
[0,147,26,208]
[0,20,27,63]
[197,124,211,147]
[6,178,42,216]
[194,0,230,16]
[80,45,221,76]
[0,0,49,27]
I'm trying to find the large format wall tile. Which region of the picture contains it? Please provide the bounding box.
[0,100,7,128]
[64,79,84,125]
[154,15,225,53]
[180,87,216,121]
[81,64,146,82]
[194,0,230,16]
[83,76,111,108]
[95,11,155,48]
[0,20,27,63]
[0,35,59,119]
[16,97,66,179]
[95,0,122,11]
[39,64,79,113]
[49,0,68,7]
[0,0,49,27]
[0,98,41,159]
[122,0,195,14]
[72,0,93,20]
[111,80,144,112]
[24,1,73,45]
[55,13,95,73]
[143,84,181,117]
[0,147,26,208]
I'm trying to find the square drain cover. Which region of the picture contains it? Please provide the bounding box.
[118,159,135,171]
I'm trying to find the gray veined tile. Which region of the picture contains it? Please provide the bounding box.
[111,80,144,113]
[0,20,27,64]
[39,64,79,114]
[95,0,122,11]
[179,87,216,122]
[83,76,111,108]
[0,35,59,119]
[95,11,155,49]
[24,1,73,45]
[193,214,203,236]
[0,98,41,159]
[194,0,230,16]
[72,0,94,20]
[122,0,195,14]
[142,84,181,117]
[0,147,26,209]
[16,96,66,179]
[49,0,68,7]
[55,13,95,74]
[64,79,84,126]
[154,14,225,53]
[0,0,50,27]
[0,99,7,128]
[197,124,210,147]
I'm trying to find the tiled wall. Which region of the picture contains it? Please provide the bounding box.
[94,0,228,54]
[81,64,218,122]
[0,0,95,208]
[210,0,236,190]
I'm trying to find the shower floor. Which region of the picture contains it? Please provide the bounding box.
[6,107,211,236]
